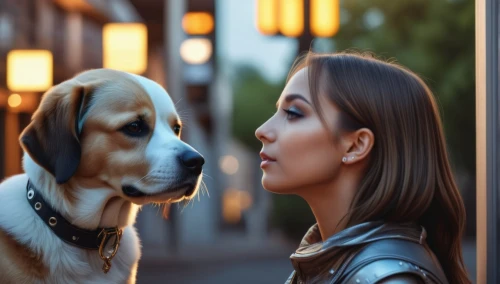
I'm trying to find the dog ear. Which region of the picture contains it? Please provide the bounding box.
[19,81,95,184]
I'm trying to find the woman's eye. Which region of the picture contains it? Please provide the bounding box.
[282,108,303,120]
[173,124,181,135]
[121,120,149,137]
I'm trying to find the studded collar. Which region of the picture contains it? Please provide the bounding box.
[25,180,120,250]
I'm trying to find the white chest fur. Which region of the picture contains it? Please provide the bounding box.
[0,174,141,284]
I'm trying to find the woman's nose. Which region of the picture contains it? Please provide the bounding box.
[255,120,276,143]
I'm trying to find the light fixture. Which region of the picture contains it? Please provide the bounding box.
[103,23,148,74]
[180,38,213,65]
[7,50,53,92]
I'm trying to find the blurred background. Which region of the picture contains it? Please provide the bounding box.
[0,0,477,283]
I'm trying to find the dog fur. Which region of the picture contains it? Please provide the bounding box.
[0,69,204,283]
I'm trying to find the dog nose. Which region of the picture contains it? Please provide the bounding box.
[179,151,204,174]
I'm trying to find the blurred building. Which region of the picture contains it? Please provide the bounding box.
[0,0,141,176]
[0,0,273,263]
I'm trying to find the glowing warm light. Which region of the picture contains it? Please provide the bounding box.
[240,191,253,210]
[103,23,148,74]
[279,0,304,37]
[182,12,214,35]
[7,50,53,92]
[222,189,253,224]
[53,0,91,11]
[310,0,340,37]
[256,0,279,35]
[180,38,212,64]
[219,155,239,175]
[7,94,22,108]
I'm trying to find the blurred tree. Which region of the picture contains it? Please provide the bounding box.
[333,0,475,236]
[231,65,283,151]
[231,0,475,240]
[334,0,475,177]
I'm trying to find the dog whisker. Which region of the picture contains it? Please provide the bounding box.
[155,204,162,216]
[180,198,195,213]
[132,171,155,185]
[202,173,214,181]
[177,111,191,120]
[174,97,184,108]
[198,178,210,198]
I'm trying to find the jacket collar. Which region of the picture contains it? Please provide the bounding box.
[290,221,426,280]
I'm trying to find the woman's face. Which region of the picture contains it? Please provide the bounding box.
[255,68,346,194]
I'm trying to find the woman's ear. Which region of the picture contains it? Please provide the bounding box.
[342,128,374,164]
[19,81,96,184]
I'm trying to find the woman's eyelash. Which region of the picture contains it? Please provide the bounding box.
[282,108,303,119]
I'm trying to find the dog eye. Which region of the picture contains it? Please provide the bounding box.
[173,124,181,135]
[121,120,149,137]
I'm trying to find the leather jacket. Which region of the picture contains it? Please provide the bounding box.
[285,221,449,284]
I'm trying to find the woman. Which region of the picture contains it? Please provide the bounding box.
[255,52,470,284]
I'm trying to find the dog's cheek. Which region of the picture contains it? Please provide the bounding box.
[106,150,151,181]
[75,132,111,178]
[77,130,151,185]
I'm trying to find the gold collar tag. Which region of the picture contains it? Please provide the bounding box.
[98,227,123,273]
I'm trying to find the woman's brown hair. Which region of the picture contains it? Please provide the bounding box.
[288,51,470,284]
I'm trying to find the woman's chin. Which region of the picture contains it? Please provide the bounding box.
[261,179,290,194]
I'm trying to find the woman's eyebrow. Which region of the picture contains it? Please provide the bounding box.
[276,94,311,108]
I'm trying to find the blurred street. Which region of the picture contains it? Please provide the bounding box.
[136,233,295,284]
[136,236,477,284]
[137,254,292,283]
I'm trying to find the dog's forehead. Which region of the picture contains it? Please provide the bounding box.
[127,74,178,120]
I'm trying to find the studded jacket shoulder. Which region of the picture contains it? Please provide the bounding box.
[337,239,448,284]
[285,222,449,284]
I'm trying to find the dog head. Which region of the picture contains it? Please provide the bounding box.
[19,69,204,204]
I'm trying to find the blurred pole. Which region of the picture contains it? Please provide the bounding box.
[476,0,499,282]
[297,0,313,54]
[4,111,21,176]
[0,109,5,179]
[164,0,186,255]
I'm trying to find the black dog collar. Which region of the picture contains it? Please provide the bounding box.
[26,180,123,273]
[25,180,119,250]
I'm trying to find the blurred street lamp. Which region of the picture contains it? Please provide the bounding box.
[180,11,214,66]
[256,0,340,51]
[103,23,147,74]
[279,0,304,37]
[180,1,216,134]
[222,189,253,224]
[182,12,214,35]
[256,0,279,35]
[7,94,21,108]
[4,49,52,177]
[310,0,340,37]
[219,155,239,175]
[180,38,213,65]
[7,50,53,92]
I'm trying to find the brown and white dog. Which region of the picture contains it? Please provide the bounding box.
[0,69,204,283]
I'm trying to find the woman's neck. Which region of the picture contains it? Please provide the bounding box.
[301,176,359,242]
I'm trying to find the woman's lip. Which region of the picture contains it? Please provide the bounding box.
[260,160,275,168]
[260,152,276,161]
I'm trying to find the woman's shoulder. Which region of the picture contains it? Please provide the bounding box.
[341,258,427,283]
[379,274,426,284]
[339,238,448,284]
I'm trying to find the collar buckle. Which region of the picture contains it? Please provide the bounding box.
[98,227,123,273]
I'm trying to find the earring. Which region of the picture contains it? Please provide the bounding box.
[342,157,347,163]
[349,156,355,161]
